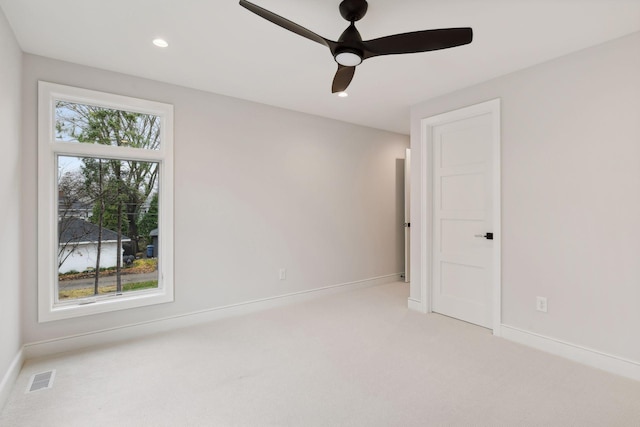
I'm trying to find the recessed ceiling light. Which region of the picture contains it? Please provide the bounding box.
[152,38,169,48]
[337,92,348,98]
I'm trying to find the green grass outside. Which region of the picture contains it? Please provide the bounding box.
[58,280,158,300]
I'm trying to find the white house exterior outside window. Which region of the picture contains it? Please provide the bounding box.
[38,82,174,322]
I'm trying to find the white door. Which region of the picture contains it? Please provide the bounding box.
[404,148,411,283]
[430,105,498,329]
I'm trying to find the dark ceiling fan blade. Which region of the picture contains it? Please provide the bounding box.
[332,65,356,93]
[239,0,335,49]
[362,28,472,59]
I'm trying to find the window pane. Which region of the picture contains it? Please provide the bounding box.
[57,155,160,301]
[55,101,161,150]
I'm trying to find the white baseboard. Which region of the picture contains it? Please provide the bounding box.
[24,274,402,360]
[407,297,424,313]
[0,348,24,413]
[501,325,640,382]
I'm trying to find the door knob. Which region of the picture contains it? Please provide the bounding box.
[474,232,493,240]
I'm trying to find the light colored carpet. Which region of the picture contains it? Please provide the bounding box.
[2,282,640,426]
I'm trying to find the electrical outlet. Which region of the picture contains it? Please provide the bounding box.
[536,296,548,313]
[279,268,286,280]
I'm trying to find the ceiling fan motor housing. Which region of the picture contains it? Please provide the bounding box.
[334,23,364,65]
[339,0,368,22]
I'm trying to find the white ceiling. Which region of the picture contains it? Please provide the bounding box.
[2,0,639,134]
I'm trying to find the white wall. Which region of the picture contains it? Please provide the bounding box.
[0,5,22,396]
[410,32,640,362]
[21,55,409,344]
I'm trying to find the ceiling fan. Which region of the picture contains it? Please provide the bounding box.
[239,0,473,93]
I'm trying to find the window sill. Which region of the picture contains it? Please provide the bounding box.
[39,287,174,323]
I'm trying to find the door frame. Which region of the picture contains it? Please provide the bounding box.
[419,99,502,335]
[404,148,411,283]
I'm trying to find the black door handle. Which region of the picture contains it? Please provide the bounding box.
[474,232,493,240]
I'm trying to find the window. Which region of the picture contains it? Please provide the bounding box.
[38,82,174,322]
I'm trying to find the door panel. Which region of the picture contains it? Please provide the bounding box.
[441,262,485,304]
[441,219,484,253]
[440,126,487,167]
[441,173,485,211]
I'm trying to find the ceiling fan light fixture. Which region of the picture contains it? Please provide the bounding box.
[335,51,362,67]
[337,91,348,97]
[152,38,169,48]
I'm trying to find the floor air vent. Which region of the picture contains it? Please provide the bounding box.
[26,370,56,393]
